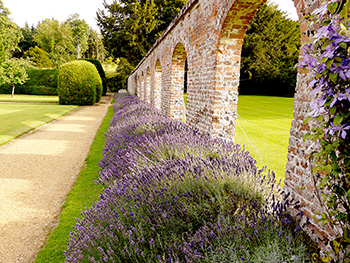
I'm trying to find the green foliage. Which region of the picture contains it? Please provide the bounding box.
[0,58,29,95]
[0,34,5,64]
[58,60,102,105]
[97,0,187,66]
[0,0,22,59]
[34,19,74,67]
[83,28,104,61]
[106,57,134,92]
[66,14,90,59]
[240,2,300,96]
[26,46,53,68]
[13,23,36,58]
[79,58,107,95]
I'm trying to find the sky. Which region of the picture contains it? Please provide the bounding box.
[2,0,299,31]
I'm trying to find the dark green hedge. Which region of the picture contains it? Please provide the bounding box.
[106,74,126,93]
[79,58,107,96]
[0,68,58,95]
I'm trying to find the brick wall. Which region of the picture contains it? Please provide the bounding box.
[127,0,336,249]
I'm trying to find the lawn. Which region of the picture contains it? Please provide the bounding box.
[0,94,59,103]
[234,95,294,185]
[0,104,77,145]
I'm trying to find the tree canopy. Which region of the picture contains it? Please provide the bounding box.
[0,0,22,59]
[67,14,90,59]
[97,0,187,66]
[33,18,75,67]
[240,2,300,96]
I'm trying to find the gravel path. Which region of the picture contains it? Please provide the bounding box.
[0,95,112,262]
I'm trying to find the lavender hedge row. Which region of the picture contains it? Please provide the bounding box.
[65,95,317,262]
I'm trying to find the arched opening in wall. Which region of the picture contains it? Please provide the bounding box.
[134,75,138,96]
[171,42,187,122]
[140,72,144,100]
[154,59,162,110]
[213,0,299,184]
[146,67,151,103]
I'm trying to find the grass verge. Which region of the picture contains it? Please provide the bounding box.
[0,104,77,145]
[234,95,294,185]
[0,94,59,103]
[34,103,115,263]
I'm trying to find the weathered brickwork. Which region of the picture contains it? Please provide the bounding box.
[127,0,335,249]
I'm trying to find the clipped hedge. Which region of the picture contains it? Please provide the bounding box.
[79,58,107,96]
[0,68,58,95]
[58,60,102,105]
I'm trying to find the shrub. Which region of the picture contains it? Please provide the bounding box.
[58,60,102,105]
[107,57,134,92]
[64,96,318,262]
[79,58,107,96]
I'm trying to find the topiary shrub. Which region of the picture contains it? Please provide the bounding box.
[58,60,102,105]
[79,58,107,96]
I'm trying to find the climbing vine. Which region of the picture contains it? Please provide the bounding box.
[299,0,350,261]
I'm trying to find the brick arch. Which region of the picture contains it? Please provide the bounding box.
[154,59,162,110]
[212,0,266,138]
[170,42,187,121]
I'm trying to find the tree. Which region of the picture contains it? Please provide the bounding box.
[14,23,37,58]
[33,19,74,67]
[66,14,89,59]
[0,59,29,97]
[240,2,300,96]
[97,0,187,66]
[83,28,105,61]
[0,0,22,59]
[26,46,53,68]
[107,57,134,92]
[0,34,5,64]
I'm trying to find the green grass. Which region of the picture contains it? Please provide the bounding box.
[0,94,59,103]
[0,104,77,145]
[234,95,294,185]
[34,104,115,263]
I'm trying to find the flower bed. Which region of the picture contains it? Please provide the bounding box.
[64,95,317,262]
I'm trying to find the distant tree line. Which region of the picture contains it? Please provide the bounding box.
[240,2,300,96]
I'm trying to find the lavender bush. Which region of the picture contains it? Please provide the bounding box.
[65,95,317,262]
